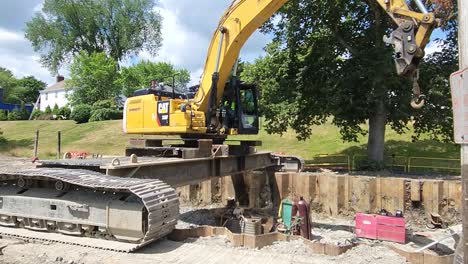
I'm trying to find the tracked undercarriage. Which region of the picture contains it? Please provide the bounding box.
[0,138,303,252]
[0,168,179,251]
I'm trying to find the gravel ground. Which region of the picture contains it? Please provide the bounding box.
[333,244,408,264]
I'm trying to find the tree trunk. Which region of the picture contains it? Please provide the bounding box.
[367,99,386,162]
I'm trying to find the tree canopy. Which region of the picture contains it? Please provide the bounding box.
[121,60,190,97]
[15,76,47,104]
[25,0,163,73]
[241,0,457,162]
[0,68,45,104]
[67,51,122,106]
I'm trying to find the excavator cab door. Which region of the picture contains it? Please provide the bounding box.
[235,83,259,134]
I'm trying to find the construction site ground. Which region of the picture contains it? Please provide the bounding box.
[0,156,460,264]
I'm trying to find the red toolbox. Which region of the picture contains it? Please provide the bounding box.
[355,213,377,240]
[355,213,405,243]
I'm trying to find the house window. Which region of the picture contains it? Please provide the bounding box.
[55,92,58,98]
[45,93,48,100]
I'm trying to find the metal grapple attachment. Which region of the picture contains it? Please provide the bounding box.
[384,21,421,77]
[384,21,428,109]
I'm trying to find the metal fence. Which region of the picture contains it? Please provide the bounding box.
[304,154,351,171]
[407,157,460,173]
[304,154,460,174]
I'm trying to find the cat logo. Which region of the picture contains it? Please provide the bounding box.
[158,101,169,114]
[156,100,170,126]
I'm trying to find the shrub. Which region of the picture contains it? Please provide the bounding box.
[89,108,122,122]
[0,110,7,121]
[92,99,116,110]
[58,106,71,119]
[52,104,60,114]
[18,103,29,120]
[30,109,42,120]
[44,105,52,114]
[7,109,22,120]
[70,104,92,123]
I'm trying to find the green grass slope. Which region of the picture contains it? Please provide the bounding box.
[0,120,459,160]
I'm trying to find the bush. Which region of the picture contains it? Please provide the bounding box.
[7,109,22,120]
[19,103,29,120]
[92,99,116,110]
[30,109,41,120]
[0,110,7,121]
[44,105,52,114]
[70,104,92,123]
[58,106,71,119]
[52,104,60,114]
[89,108,122,122]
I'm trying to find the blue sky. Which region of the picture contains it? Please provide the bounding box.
[0,0,444,86]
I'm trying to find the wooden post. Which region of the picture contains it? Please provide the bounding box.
[33,130,39,158]
[458,0,468,261]
[57,131,61,159]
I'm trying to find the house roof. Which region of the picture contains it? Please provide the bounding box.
[40,80,67,93]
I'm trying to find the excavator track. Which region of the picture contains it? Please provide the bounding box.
[0,168,179,252]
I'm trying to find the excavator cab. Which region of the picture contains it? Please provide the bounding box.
[236,82,259,134]
[220,78,259,135]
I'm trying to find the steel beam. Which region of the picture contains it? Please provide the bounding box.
[103,152,274,187]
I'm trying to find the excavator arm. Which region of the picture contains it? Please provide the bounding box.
[124,0,437,136]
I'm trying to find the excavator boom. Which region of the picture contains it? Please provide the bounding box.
[194,0,288,112]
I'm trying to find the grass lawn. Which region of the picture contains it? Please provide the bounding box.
[0,119,459,161]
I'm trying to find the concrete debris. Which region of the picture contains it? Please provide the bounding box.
[312,228,355,245]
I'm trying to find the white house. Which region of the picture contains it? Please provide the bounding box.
[39,76,73,111]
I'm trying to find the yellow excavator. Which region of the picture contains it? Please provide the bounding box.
[0,0,436,253]
[124,0,436,137]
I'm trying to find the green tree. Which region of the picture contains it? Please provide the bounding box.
[45,105,52,114]
[16,76,46,104]
[68,51,122,106]
[242,0,454,163]
[52,104,60,115]
[121,61,190,97]
[0,69,46,104]
[0,68,18,103]
[25,0,163,73]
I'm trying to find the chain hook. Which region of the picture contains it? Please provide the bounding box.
[410,69,425,109]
